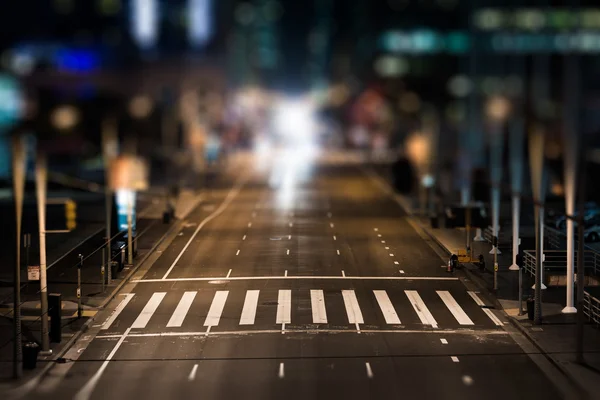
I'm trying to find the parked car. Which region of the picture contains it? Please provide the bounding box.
[554,202,600,230]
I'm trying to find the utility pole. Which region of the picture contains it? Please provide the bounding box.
[35,151,51,354]
[12,134,26,378]
[576,140,587,363]
[102,118,118,284]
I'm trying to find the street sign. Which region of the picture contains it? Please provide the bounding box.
[27,265,40,281]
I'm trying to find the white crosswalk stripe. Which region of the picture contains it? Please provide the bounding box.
[437,291,474,325]
[204,291,229,327]
[373,290,401,324]
[405,290,438,328]
[342,290,364,324]
[132,292,166,329]
[310,290,328,323]
[104,288,505,333]
[167,291,197,327]
[240,290,260,325]
[276,290,291,324]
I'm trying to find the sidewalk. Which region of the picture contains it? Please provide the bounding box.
[397,193,600,399]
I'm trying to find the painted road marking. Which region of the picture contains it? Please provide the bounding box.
[204,291,229,326]
[242,235,246,240]
[385,247,389,250]
[381,240,385,243]
[373,290,401,324]
[188,364,198,381]
[310,290,328,323]
[226,269,232,278]
[399,270,405,274]
[131,292,166,329]
[467,291,504,326]
[284,270,288,277]
[288,235,291,240]
[279,363,285,378]
[341,270,346,277]
[236,249,240,256]
[240,290,260,325]
[134,276,460,283]
[287,249,290,255]
[166,291,197,328]
[248,222,252,228]
[365,362,374,378]
[330,223,335,228]
[405,290,438,328]
[337,249,340,255]
[389,253,394,257]
[451,356,460,363]
[394,261,399,265]
[342,290,364,326]
[289,222,293,227]
[327,212,332,218]
[101,294,134,330]
[333,235,337,241]
[440,338,448,344]
[276,290,292,324]
[374,228,378,231]
[378,234,382,237]
[437,291,474,325]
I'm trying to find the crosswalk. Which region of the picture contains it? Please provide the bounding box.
[100,289,504,334]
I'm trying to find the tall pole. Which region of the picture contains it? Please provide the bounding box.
[102,118,117,284]
[35,151,51,354]
[12,135,26,378]
[127,193,133,265]
[489,122,504,291]
[576,147,587,363]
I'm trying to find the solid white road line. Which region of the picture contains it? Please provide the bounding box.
[437,291,474,325]
[239,290,260,325]
[310,290,328,323]
[161,178,246,279]
[166,291,197,328]
[188,364,199,381]
[131,292,166,329]
[342,290,364,325]
[204,291,229,326]
[276,290,292,324]
[74,328,132,400]
[134,276,460,282]
[226,269,232,278]
[451,356,460,363]
[284,270,288,277]
[365,362,374,378]
[440,338,448,344]
[373,290,401,324]
[101,293,134,330]
[341,270,346,277]
[467,291,504,326]
[279,363,285,379]
[405,290,438,328]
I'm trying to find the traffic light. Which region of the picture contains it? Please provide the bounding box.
[65,199,76,230]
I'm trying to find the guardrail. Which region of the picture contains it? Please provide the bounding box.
[544,225,563,250]
[483,225,510,248]
[583,291,600,326]
[522,249,600,278]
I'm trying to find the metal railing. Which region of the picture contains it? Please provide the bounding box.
[583,291,600,326]
[483,225,510,248]
[522,249,600,278]
[544,226,563,250]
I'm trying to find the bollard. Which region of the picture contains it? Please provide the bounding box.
[49,293,62,343]
[22,342,39,370]
[77,254,83,319]
[473,228,485,242]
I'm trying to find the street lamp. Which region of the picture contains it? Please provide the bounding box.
[486,95,510,291]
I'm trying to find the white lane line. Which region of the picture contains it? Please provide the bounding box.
[74,327,131,400]
[385,247,390,250]
[289,222,293,227]
[440,338,448,344]
[389,253,394,257]
[341,270,346,277]
[381,240,385,243]
[394,261,399,265]
[242,235,246,241]
[310,290,328,324]
[101,293,134,330]
[205,325,211,336]
[374,228,378,231]
[204,291,229,326]
[437,291,474,325]
[342,290,364,327]
[284,270,288,277]
[330,223,335,228]
[373,290,401,324]
[276,290,292,324]
[337,249,340,255]
[239,290,260,325]
[248,222,252,228]
[287,249,290,255]
[188,364,199,381]
[365,362,374,378]
[288,235,291,240]
[135,276,461,282]
[467,291,504,326]
[278,363,285,379]
[131,292,166,329]
[451,356,460,363]
[399,270,405,274]
[333,235,337,241]
[378,234,382,237]
[236,249,240,256]
[226,269,232,278]
[162,178,246,279]
[166,291,197,328]
[405,290,438,328]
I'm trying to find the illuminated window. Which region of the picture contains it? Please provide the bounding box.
[131,0,159,49]
[188,0,212,48]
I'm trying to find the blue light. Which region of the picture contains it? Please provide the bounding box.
[55,49,99,72]
[131,0,159,49]
[188,0,212,48]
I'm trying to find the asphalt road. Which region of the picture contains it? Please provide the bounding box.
[17,152,569,400]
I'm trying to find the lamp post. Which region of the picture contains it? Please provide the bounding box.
[486,96,510,291]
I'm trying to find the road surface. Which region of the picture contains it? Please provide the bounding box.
[17,152,569,400]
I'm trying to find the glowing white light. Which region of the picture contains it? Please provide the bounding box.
[51,105,79,130]
[188,0,212,47]
[131,0,158,49]
[273,99,316,142]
